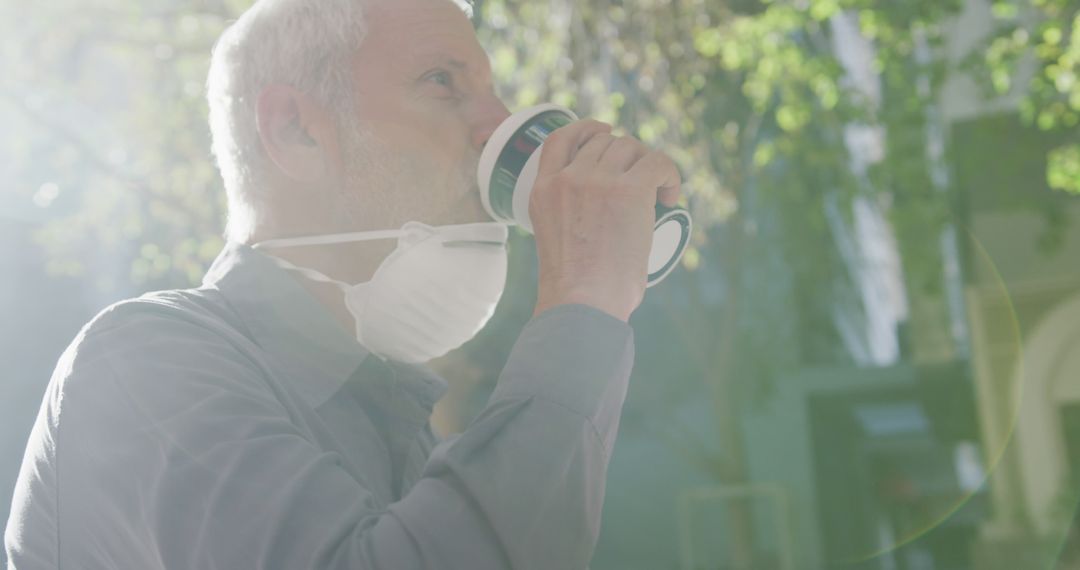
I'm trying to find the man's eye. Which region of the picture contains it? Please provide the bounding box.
[428,70,454,89]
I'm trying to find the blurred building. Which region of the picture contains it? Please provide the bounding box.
[938,0,1080,567]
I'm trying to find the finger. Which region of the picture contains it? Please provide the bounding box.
[658,184,681,208]
[597,136,647,174]
[570,133,617,166]
[623,150,682,206]
[537,119,614,175]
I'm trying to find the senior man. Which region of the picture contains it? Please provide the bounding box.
[5,0,681,568]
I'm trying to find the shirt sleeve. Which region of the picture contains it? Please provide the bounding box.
[50,303,633,570]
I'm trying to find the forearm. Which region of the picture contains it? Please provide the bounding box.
[366,304,634,569]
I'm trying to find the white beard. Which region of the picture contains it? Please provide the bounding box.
[336,111,479,229]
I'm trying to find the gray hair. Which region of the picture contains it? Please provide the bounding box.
[206,0,473,243]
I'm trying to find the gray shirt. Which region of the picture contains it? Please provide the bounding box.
[5,242,634,569]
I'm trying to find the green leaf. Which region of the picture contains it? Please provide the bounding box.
[1047,144,1080,193]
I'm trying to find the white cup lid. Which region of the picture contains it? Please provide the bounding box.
[477,103,578,223]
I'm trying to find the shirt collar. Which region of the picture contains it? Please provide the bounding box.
[202,241,449,409]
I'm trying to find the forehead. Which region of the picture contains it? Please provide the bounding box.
[356,0,486,71]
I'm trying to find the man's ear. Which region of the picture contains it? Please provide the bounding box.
[255,84,342,183]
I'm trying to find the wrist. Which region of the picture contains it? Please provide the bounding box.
[534,287,637,323]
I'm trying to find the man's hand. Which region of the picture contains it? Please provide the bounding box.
[530,119,682,322]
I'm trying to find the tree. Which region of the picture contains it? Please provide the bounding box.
[971,0,1080,195]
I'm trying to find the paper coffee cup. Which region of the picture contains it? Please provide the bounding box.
[478,103,692,287]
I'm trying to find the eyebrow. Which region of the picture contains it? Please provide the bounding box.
[417,56,468,71]
[443,58,468,70]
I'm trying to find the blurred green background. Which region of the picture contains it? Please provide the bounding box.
[3,0,1080,568]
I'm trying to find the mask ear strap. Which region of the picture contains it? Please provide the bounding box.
[252,228,407,251]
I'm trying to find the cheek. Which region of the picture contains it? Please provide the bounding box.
[356,98,473,169]
[380,114,453,150]
[412,126,472,175]
[419,112,470,153]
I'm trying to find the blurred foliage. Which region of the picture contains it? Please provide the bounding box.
[968,0,1080,194]
[0,1,237,290]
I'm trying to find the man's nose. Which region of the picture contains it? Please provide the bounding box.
[471,94,512,150]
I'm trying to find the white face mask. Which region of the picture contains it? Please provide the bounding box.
[253,221,509,364]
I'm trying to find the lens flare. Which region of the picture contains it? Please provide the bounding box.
[840,222,1025,565]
